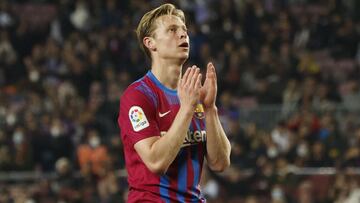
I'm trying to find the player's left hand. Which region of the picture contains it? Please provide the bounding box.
[200,62,217,110]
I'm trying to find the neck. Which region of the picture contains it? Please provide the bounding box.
[151,58,184,90]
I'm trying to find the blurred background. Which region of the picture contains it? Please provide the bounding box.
[0,0,360,202]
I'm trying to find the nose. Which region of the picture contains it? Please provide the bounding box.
[179,29,187,39]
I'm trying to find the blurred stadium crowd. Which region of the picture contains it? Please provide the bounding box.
[0,0,360,202]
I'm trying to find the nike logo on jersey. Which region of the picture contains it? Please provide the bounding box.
[159,110,171,117]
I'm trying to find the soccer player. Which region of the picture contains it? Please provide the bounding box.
[118,3,231,202]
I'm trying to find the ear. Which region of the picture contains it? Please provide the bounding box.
[143,37,156,52]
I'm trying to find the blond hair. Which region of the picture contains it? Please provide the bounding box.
[136,3,185,59]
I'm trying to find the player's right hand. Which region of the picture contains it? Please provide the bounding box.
[178,66,202,112]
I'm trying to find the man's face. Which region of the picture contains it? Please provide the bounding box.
[151,15,189,61]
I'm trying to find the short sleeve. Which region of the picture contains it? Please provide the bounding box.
[119,89,160,146]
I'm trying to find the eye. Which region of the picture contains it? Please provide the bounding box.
[169,28,176,32]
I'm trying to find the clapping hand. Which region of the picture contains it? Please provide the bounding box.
[178,66,202,112]
[200,62,217,110]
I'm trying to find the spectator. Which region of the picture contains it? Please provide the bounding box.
[53,157,81,202]
[77,129,110,177]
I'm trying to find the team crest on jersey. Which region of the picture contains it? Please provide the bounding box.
[129,106,149,132]
[194,103,205,119]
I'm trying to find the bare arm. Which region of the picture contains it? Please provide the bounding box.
[200,63,231,171]
[205,107,231,171]
[134,67,202,175]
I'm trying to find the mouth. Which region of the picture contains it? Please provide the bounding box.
[179,42,189,48]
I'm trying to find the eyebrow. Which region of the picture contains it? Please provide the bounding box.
[167,24,187,30]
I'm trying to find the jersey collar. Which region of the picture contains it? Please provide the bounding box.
[147,71,177,95]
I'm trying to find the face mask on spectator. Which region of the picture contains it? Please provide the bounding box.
[29,70,40,82]
[6,113,16,126]
[267,147,278,158]
[13,131,24,145]
[25,199,36,203]
[50,126,61,137]
[271,187,284,201]
[297,143,309,157]
[89,136,100,148]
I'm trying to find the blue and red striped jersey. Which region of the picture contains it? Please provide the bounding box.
[118,71,207,203]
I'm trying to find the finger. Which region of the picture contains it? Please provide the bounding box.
[183,66,194,87]
[210,62,217,81]
[206,62,212,79]
[185,66,195,86]
[190,67,200,88]
[195,73,202,89]
[209,66,217,87]
[181,67,192,86]
[206,62,216,80]
[190,66,197,80]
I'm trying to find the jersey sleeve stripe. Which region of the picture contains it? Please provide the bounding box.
[135,81,158,107]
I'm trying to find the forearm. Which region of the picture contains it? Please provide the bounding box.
[149,106,193,171]
[205,107,231,171]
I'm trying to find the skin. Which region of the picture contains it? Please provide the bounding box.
[134,15,231,174]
